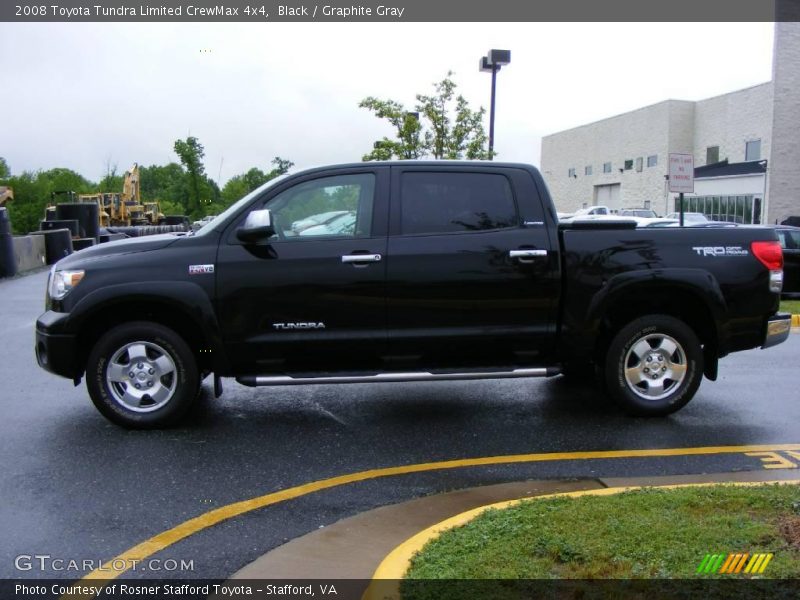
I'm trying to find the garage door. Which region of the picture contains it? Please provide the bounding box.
[595,184,621,211]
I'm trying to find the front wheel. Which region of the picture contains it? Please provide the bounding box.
[86,322,199,428]
[605,315,703,417]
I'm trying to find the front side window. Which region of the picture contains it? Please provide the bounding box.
[400,172,517,235]
[264,174,375,240]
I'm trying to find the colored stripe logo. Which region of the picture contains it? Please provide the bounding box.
[696,552,773,574]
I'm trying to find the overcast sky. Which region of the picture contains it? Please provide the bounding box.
[1,22,774,184]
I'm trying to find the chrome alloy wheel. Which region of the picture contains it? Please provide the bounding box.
[105,341,177,412]
[623,333,687,401]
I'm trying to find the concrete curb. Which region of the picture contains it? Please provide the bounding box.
[367,479,800,591]
[230,469,800,583]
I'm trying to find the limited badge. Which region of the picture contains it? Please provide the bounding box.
[189,264,215,275]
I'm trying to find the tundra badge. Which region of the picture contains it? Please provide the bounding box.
[273,322,326,330]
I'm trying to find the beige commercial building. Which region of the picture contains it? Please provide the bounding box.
[541,23,799,225]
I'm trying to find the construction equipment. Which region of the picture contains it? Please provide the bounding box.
[75,193,110,227]
[121,163,147,225]
[48,164,183,234]
[143,201,165,225]
[71,164,149,227]
[0,186,13,205]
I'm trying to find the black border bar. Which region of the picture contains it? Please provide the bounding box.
[3,0,800,23]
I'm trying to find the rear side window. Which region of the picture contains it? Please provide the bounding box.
[400,172,517,235]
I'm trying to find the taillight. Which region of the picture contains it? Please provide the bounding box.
[751,240,783,293]
[751,241,783,270]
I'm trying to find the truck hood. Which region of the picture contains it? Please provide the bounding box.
[55,233,183,268]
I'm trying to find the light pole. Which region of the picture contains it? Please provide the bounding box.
[479,49,511,159]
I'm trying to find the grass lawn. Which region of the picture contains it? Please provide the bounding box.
[781,300,800,314]
[405,484,800,580]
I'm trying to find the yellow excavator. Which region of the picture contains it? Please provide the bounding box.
[120,163,145,224]
[76,163,161,226]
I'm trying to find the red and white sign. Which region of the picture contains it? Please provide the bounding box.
[668,153,694,193]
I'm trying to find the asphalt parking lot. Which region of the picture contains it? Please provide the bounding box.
[2,269,799,582]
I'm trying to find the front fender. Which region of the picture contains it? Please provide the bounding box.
[67,281,230,374]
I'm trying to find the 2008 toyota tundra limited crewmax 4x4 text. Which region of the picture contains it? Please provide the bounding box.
[35,162,792,428]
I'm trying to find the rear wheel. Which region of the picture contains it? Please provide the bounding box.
[86,322,199,428]
[605,315,703,416]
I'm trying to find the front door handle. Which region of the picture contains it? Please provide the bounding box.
[342,253,382,264]
[509,249,547,263]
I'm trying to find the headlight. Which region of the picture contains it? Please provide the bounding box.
[48,269,85,300]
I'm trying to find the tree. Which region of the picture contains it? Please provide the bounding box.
[139,163,186,204]
[220,157,294,205]
[5,168,94,234]
[97,158,122,193]
[0,157,9,179]
[173,136,208,218]
[359,73,492,161]
[358,99,423,161]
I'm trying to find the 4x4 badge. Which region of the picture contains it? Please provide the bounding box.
[188,264,215,274]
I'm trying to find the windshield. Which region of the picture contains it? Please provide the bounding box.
[193,172,293,236]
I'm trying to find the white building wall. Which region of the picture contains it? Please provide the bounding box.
[768,22,800,224]
[541,101,688,214]
[692,82,773,167]
[541,23,800,222]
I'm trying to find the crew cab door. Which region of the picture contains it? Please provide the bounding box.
[385,166,559,367]
[216,168,389,374]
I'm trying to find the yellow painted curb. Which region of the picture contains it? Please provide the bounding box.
[364,479,800,600]
[792,314,800,328]
[63,443,800,599]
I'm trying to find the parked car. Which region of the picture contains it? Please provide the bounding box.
[619,208,659,218]
[559,205,611,222]
[665,212,709,224]
[299,211,356,237]
[35,162,790,428]
[775,225,800,298]
[191,215,217,231]
[638,218,680,227]
[291,210,351,234]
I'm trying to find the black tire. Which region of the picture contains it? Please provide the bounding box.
[604,314,703,417]
[86,321,199,429]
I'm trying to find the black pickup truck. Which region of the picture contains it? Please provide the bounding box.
[35,162,791,428]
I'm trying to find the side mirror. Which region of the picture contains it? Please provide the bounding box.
[237,209,275,243]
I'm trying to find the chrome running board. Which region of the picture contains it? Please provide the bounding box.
[236,367,560,387]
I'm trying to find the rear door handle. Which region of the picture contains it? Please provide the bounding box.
[342,253,382,264]
[509,249,547,262]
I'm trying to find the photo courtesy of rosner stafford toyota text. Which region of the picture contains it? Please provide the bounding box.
[2,0,800,599]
